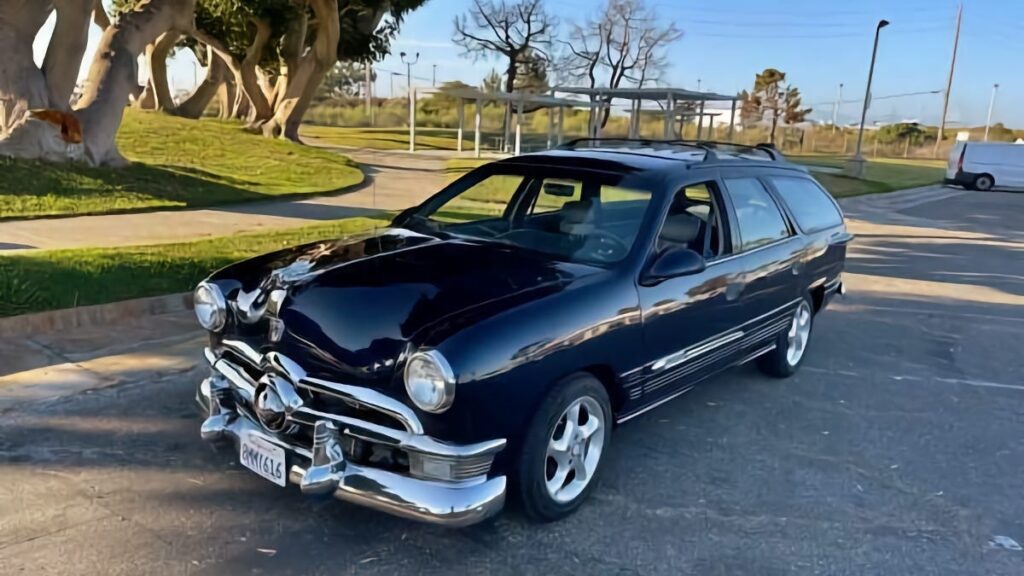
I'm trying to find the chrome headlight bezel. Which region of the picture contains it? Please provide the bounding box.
[403,350,456,414]
[193,282,227,332]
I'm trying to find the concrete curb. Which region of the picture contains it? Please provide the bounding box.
[0,292,192,339]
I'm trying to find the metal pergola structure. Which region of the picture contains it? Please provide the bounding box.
[553,87,741,141]
[409,87,584,157]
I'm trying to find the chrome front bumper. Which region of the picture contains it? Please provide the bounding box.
[197,344,507,527]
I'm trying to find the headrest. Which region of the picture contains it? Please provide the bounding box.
[659,213,701,245]
[560,200,596,235]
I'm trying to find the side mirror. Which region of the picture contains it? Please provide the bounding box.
[643,247,706,285]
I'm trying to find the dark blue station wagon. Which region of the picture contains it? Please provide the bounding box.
[193,140,852,526]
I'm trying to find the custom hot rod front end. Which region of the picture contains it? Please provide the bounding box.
[196,338,508,527]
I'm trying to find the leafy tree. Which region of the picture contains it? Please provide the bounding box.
[739,68,811,144]
[877,122,925,144]
[482,69,502,93]
[317,62,373,101]
[513,48,549,93]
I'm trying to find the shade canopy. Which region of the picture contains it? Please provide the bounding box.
[553,87,738,103]
[423,86,582,110]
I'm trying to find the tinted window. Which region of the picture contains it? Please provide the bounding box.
[658,182,725,259]
[724,178,790,251]
[770,177,843,232]
[409,168,654,266]
[432,174,524,223]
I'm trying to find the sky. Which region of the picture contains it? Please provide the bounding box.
[32,0,1023,128]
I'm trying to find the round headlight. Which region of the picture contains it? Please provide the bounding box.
[404,350,455,413]
[193,282,226,332]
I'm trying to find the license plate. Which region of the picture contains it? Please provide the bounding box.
[239,431,287,487]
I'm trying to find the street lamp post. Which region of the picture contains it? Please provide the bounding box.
[401,52,420,153]
[400,51,419,98]
[984,83,999,141]
[847,19,889,179]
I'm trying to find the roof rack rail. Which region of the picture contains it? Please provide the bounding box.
[668,140,784,161]
[557,137,783,162]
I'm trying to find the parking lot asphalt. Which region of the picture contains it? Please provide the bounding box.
[1,186,1022,575]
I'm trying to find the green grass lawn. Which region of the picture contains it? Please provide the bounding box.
[0,111,364,220]
[790,155,945,197]
[0,215,391,317]
[300,125,476,151]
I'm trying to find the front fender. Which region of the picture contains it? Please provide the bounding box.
[415,273,643,457]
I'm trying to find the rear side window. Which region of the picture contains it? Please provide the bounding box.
[724,178,791,252]
[769,177,843,233]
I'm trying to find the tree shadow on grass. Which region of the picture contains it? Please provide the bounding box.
[0,159,361,221]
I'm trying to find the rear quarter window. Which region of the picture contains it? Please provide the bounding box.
[769,176,844,233]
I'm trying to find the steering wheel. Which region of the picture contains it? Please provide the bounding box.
[580,230,629,263]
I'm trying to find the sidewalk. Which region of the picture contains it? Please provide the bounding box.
[0,146,451,251]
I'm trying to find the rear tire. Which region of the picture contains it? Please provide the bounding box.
[517,373,612,522]
[758,296,814,378]
[973,174,995,191]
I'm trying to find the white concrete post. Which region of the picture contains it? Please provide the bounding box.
[409,88,416,152]
[729,99,737,141]
[515,93,524,155]
[697,100,705,140]
[628,99,638,138]
[664,93,675,138]
[456,97,464,153]
[557,106,565,145]
[474,98,482,159]
[547,90,555,149]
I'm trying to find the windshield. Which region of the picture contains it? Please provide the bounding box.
[400,165,655,266]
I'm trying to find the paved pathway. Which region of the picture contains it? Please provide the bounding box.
[0,145,454,251]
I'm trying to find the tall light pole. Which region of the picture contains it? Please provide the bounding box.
[831,82,843,134]
[400,51,419,98]
[847,19,889,178]
[935,3,963,156]
[432,64,437,87]
[984,83,999,141]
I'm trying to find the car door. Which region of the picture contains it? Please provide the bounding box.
[635,176,742,406]
[719,173,804,356]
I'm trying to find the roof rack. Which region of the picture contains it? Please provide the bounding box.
[557,138,784,162]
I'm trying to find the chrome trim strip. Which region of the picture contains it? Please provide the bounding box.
[651,331,744,372]
[647,297,800,374]
[706,235,797,267]
[737,344,776,365]
[213,342,425,435]
[300,377,424,435]
[616,385,695,424]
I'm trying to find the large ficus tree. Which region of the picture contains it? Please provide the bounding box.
[0,0,424,167]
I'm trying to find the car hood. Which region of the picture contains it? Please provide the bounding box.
[211,229,601,386]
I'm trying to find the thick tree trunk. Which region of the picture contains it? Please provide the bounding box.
[0,3,53,136]
[261,12,308,140]
[216,80,235,120]
[135,82,157,109]
[176,46,225,119]
[72,0,197,165]
[239,18,272,127]
[42,0,94,110]
[145,31,180,111]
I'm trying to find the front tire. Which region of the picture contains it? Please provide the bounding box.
[758,297,814,378]
[517,374,612,522]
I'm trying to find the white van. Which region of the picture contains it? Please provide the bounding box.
[945,141,1024,191]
